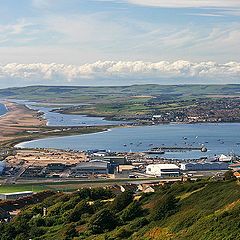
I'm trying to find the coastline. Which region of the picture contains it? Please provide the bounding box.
[0,100,113,148]
[1,100,240,151]
[15,128,113,149]
[0,100,47,143]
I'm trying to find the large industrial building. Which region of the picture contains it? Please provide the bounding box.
[180,162,229,171]
[0,191,33,200]
[73,160,110,175]
[146,164,180,177]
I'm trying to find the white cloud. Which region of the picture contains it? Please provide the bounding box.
[127,0,240,8]
[0,60,239,86]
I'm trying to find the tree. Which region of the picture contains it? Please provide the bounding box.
[89,209,118,234]
[151,194,179,221]
[63,223,78,240]
[121,201,143,221]
[67,200,93,222]
[224,170,236,180]
[111,190,133,212]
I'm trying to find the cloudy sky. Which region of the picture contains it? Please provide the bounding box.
[0,0,240,87]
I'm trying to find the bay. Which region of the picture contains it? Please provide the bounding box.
[17,123,240,160]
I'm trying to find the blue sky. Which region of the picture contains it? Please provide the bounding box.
[0,0,239,87]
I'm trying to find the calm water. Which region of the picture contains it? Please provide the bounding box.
[17,123,240,159]
[0,103,7,116]
[11,100,125,127]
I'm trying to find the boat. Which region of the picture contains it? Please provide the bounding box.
[201,147,208,152]
[144,148,165,154]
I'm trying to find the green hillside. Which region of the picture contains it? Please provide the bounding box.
[0,179,239,240]
[0,84,239,103]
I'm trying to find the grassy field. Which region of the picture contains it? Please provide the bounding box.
[58,99,199,120]
[0,184,47,193]
[0,178,158,193]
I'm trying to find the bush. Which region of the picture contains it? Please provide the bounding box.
[111,191,133,212]
[114,227,133,239]
[128,217,149,231]
[67,200,93,222]
[151,194,179,221]
[224,170,236,180]
[63,223,78,240]
[121,201,144,221]
[89,209,119,233]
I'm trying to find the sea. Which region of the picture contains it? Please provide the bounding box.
[0,103,7,116]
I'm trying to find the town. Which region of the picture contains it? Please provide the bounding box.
[1,147,239,189]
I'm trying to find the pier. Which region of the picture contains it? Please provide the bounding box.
[151,146,206,152]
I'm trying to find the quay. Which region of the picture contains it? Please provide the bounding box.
[151,146,206,152]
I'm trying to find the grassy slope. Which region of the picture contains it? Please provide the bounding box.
[136,180,240,240]
[1,180,239,240]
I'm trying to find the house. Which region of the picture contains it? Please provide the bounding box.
[233,171,240,179]
[106,184,137,195]
[120,184,138,193]
[146,164,180,177]
[137,184,156,193]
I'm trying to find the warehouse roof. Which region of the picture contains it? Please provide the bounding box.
[147,164,179,169]
[75,160,109,169]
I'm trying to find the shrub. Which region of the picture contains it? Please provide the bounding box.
[89,209,119,233]
[121,201,144,221]
[67,200,93,222]
[151,194,179,221]
[224,170,236,180]
[111,191,133,212]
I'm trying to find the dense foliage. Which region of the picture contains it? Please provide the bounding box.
[0,180,240,240]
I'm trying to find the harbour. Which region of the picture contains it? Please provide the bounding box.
[16,122,240,160]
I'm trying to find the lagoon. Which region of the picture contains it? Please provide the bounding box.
[17,123,240,160]
[12,100,124,127]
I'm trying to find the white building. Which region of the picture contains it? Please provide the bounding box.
[146,164,180,177]
[180,162,229,171]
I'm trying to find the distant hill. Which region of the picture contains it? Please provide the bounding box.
[0,179,239,240]
[0,84,239,103]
